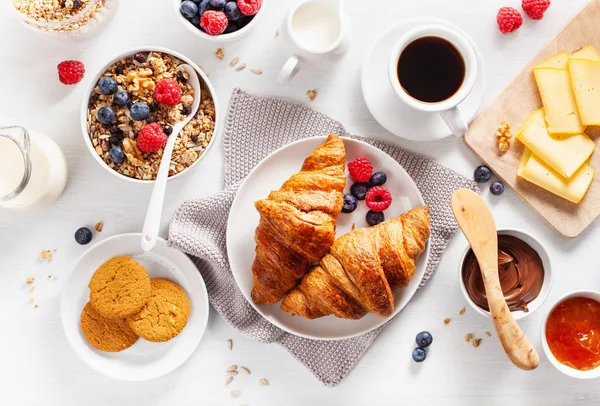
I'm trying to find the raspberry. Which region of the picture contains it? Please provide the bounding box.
[365,186,393,212]
[238,0,262,16]
[154,79,181,106]
[522,0,550,20]
[347,157,373,182]
[137,123,168,153]
[57,60,85,85]
[497,7,523,34]
[200,10,228,35]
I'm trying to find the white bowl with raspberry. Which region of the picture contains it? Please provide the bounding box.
[173,0,266,42]
[80,47,221,184]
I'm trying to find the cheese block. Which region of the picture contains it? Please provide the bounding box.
[571,45,600,61]
[569,58,600,125]
[535,52,569,69]
[515,109,594,178]
[518,148,594,204]
[533,68,585,134]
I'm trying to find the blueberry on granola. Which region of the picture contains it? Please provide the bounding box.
[134,53,146,63]
[113,91,129,107]
[130,102,150,121]
[98,77,118,95]
[164,125,173,136]
[109,132,124,145]
[149,102,159,112]
[97,106,115,125]
[109,145,125,164]
[182,106,192,116]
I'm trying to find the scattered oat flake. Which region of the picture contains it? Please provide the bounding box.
[231,390,241,398]
[472,338,482,348]
[225,376,233,386]
[215,48,225,60]
[227,370,239,376]
[307,89,318,101]
[25,277,35,284]
[53,276,58,281]
[29,298,34,303]
[259,378,270,386]
[485,331,492,337]
[240,366,251,375]
[34,304,38,308]
[227,339,233,350]
[251,68,263,75]
[236,63,247,72]
[48,275,52,279]
[227,365,238,372]
[29,286,35,293]
[95,221,103,232]
[39,250,54,262]
[230,57,240,67]
[444,317,451,325]
[275,28,280,37]
[464,333,473,342]
[459,307,466,315]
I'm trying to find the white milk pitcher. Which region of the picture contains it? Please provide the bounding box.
[277,0,349,84]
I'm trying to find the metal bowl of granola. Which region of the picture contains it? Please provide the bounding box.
[81,47,219,183]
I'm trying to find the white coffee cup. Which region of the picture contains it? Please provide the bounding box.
[388,25,478,137]
[277,0,349,84]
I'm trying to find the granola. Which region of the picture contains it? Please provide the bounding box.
[13,0,106,32]
[87,52,216,181]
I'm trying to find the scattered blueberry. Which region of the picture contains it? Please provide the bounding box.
[134,53,146,63]
[109,145,125,164]
[98,77,118,95]
[474,165,492,183]
[225,1,241,20]
[74,227,93,245]
[163,125,173,136]
[369,171,387,187]
[130,102,150,121]
[113,91,129,107]
[342,194,358,213]
[350,182,370,200]
[416,331,433,348]
[366,210,385,227]
[181,0,199,18]
[97,106,115,125]
[209,0,226,7]
[490,180,505,196]
[412,347,427,363]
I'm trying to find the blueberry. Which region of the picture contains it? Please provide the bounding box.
[74,227,93,245]
[412,347,427,363]
[369,171,387,187]
[149,102,159,112]
[113,91,129,107]
[191,135,199,143]
[164,125,173,136]
[209,0,226,7]
[415,331,433,348]
[97,106,115,125]
[115,65,124,75]
[98,77,118,95]
[177,71,187,82]
[109,145,125,164]
[130,102,150,121]
[109,131,124,145]
[342,194,358,213]
[350,182,370,200]
[223,22,238,34]
[134,53,146,63]
[474,165,492,183]
[181,0,199,18]
[198,0,210,14]
[188,14,201,27]
[225,1,241,20]
[366,210,385,227]
[181,106,192,116]
[490,180,505,196]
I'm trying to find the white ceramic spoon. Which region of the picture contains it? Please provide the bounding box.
[141,65,201,252]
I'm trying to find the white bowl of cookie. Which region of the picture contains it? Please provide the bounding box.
[80,47,220,184]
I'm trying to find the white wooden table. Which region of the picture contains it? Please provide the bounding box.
[1,0,599,405]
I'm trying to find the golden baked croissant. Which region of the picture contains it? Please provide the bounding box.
[280,206,430,319]
[251,134,347,305]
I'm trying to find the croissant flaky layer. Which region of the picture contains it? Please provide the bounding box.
[251,134,346,305]
[280,206,431,320]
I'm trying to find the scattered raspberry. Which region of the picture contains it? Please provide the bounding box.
[154,79,181,106]
[200,10,229,35]
[497,7,523,34]
[137,123,168,153]
[238,0,262,16]
[365,187,393,212]
[348,157,373,182]
[522,0,550,20]
[57,60,85,85]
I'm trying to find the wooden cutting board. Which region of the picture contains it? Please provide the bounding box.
[465,0,600,238]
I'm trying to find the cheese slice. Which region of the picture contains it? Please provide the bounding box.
[569,58,600,125]
[535,52,569,69]
[533,68,586,134]
[518,147,594,204]
[571,46,600,61]
[515,109,594,178]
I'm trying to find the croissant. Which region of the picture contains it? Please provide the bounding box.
[280,206,430,319]
[251,134,347,305]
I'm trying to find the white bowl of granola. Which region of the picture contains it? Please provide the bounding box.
[81,47,220,183]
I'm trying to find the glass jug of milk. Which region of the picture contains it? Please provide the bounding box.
[0,126,68,210]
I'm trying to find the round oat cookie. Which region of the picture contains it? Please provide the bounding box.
[80,302,138,352]
[128,279,191,342]
[88,256,151,319]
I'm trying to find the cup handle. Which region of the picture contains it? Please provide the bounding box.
[277,56,300,85]
[440,107,468,137]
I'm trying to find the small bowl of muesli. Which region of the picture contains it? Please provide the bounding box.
[12,0,118,39]
[81,47,220,183]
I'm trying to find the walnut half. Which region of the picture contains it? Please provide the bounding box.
[495,121,512,153]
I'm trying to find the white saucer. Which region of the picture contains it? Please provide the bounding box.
[361,17,487,142]
[61,233,209,381]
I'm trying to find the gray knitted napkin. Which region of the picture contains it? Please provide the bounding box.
[169,89,478,387]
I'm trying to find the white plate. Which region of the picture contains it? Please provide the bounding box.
[227,137,430,340]
[61,233,209,381]
[361,17,487,142]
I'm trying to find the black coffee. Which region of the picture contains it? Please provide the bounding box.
[397,36,465,103]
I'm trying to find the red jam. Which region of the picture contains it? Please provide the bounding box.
[545,296,600,371]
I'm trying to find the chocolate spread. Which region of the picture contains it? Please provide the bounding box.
[461,235,544,312]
